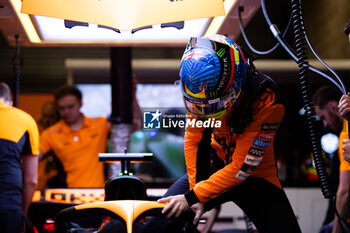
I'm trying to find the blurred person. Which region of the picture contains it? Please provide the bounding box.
[324,20,350,233]
[339,93,350,163]
[37,101,65,189]
[313,86,350,233]
[0,82,39,233]
[313,86,344,135]
[37,101,60,132]
[342,137,350,163]
[312,86,345,233]
[330,92,350,233]
[156,35,301,233]
[340,19,350,164]
[344,19,350,42]
[39,85,109,188]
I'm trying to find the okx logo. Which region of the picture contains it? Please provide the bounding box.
[143,110,162,129]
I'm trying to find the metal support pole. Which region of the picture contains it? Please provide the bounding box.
[12,35,20,107]
[107,47,133,178]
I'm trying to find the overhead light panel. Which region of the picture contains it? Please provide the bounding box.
[15,0,226,45]
[8,0,41,42]
[32,16,212,44]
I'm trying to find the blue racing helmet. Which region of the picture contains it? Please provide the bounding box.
[179,34,248,118]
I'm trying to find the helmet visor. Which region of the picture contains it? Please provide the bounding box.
[183,90,236,117]
[184,37,232,58]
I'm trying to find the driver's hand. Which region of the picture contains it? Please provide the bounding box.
[158,194,189,219]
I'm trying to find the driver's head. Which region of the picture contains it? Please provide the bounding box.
[179,34,248,119]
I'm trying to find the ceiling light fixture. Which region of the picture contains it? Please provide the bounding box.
[8,0,41,42]
[8,0,234,45]
[31,15,211,44]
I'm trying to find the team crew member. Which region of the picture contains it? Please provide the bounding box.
[313,86,343,231]
[37,101,64,189]
[0,82,39,233]
[158,35,301,233]
[328,25,350,232]
[339,93,350,163]
[334,120,350,233]
[39,85,109,188]
[332,93,350,233]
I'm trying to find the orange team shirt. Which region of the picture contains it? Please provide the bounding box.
[339,120,350,172]
[0,101,39,155]
[185,88,284,203]
[40,116,109,188]
[0,101,39,209]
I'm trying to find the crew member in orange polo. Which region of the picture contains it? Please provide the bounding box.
[0,82,39,233]
[39,85,109,188]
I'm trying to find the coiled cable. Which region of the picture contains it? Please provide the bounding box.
[260,0,345,93]
[290,0,332,199]
[259,0,350,231]
[261,0,333,199]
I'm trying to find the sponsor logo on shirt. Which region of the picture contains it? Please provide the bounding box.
[257,132,275,140]
[240,163,256,174]
[261,123,279,131]
[252,138,271,149]
[244,155,263,166]
[236,170,249,180]
[248,147,265,157]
